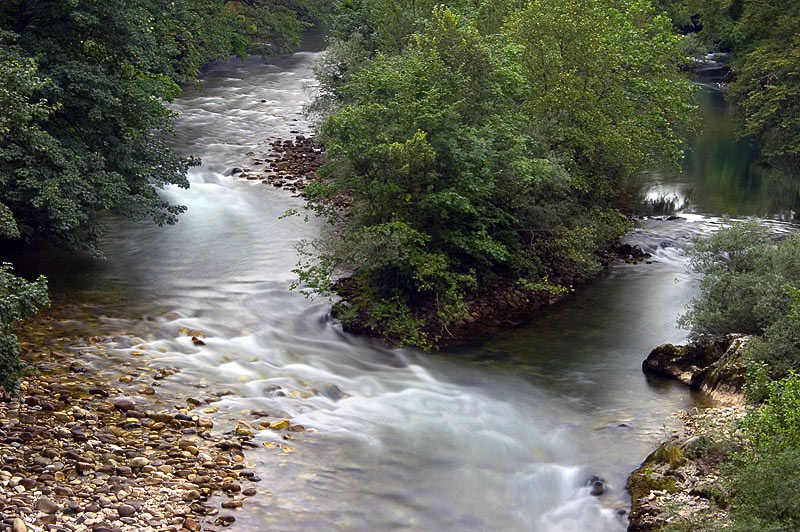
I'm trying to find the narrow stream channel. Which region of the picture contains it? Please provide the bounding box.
[14,50,799,531]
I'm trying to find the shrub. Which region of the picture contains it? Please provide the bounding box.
[0,263,49,395]
[680,222,800,375]
[724,374,800,532]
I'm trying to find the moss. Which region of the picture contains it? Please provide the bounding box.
[628,465,681,516]
[653,443,687,468]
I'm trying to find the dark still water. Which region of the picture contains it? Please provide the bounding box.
[638,69,799,219]
[6,54,797,531]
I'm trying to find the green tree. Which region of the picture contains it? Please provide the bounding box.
[722,373,800,532]
[505,0,695,194]
[0,1,326,392]
[661,0,800,171]
[300,0,695,347]
[727,0,800,171]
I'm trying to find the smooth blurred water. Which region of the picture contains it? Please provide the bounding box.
[8,53,798,531]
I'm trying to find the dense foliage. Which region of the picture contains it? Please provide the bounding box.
[680,222,800,376]
[299,0,695,347]
[670,225,800,532]
[723,373,800,532]
[0,263,48,395]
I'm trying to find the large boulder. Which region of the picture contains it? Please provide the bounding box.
[697,336,750,405]
[643,334,750,405]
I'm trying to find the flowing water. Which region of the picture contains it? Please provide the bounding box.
[10,51,800,531]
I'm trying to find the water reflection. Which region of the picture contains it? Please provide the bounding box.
[637,84,800,219]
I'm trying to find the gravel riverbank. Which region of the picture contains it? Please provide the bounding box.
[627,405,749,531]
[0,313,305,532]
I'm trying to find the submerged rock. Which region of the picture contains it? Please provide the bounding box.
[112,397,136,411]
[588,476,606,496]
[268,419,290,430]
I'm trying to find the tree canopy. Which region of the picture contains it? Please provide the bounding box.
[299,0,696,347]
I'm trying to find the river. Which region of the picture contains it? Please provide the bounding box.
[10,50,799,531]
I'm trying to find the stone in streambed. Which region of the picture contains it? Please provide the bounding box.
[12,518,28,532]
[588,476,605,496]
[36,496,59,514]
[150,412,174,423]
[129,457,149,468]
[112,398,135,412]
[215,515,236,525]
[268,419,290,430]
[182,490,202,502]
[116,503,136,517]
[235,425,253,437]
[221,500,243,509]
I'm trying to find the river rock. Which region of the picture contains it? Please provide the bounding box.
[151,412,174,423]
[643,337,730,385]
[182,489,201,502]
[116,503,136,517]
[268,419,290,430]
[235,425,253,437]
[37,496,60,514]
[129,457,149,468]
[12,518,27,532]
[221,499,243,509]
[112,398,136,412]
[215,515,236,525]
[642,334,749,404]
[588,476,605,496]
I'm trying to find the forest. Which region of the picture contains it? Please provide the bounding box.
[1,0,800,531]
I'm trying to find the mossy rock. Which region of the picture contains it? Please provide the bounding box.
[628,445,683,526]
[652,443,687,468]
[628,466,680,516]
[643,337,732,386]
